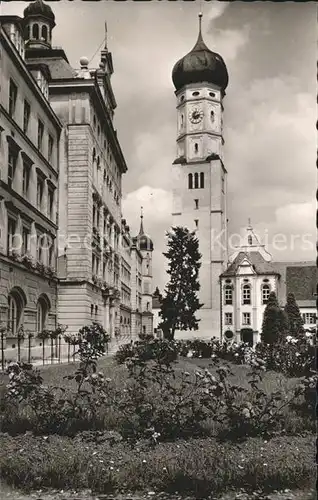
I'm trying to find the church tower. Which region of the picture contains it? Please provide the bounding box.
[171,14,229,339]
[137,208,154,336]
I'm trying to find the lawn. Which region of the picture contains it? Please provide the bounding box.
[0,343,315,499]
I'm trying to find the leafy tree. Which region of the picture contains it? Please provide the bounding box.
[261,291,289,345]
[158,226,203,340]
[284,292,305,340]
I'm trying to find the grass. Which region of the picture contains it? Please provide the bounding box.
[0,432,314,497]
[0,353,314,497]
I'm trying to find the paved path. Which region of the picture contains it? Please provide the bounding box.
[1,485,315,500]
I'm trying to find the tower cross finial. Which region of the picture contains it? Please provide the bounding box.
[139,206,144,235]
[248,217,251,227]
[199,11,203,33]
[104,21,108,49]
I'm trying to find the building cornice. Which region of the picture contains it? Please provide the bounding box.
[0,27,62,132]
[0,104,59,177]
[0,181,58,233]
[48,79,128,174]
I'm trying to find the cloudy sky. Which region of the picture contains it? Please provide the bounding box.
[2,1,316,292]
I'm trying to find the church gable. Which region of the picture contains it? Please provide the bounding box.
[236,258,256,276]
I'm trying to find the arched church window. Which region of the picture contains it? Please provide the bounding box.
[180,95,185,103]
[194,143,199,154]
[32,24,39,39]
[97,156,100,169]
[181,114,184,128]
[200,172,204,189]
[41,25,48,41]
[242,284,251,305]
[26,25,31,40]
[188,173,193,189]
[248,235,252,245]
[194,172,199,189]
[92,148,96,163]
[210,110,215,123]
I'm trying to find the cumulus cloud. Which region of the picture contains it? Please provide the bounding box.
[2,1,314,291]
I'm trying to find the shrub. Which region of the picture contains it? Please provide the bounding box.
[2,323,113,436]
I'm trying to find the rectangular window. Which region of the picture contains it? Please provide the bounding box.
[22,162,30,197]
[225,312,233,325]
[21,227,30,255]
[7,217,16,255]
[242,286,251,305]
[194,199,199,209]
[194,219,199,229]
[37,233,43,262]
[8,149,17,189]
[48,135,54,163]
[242,312,251,326]
[37,119,44,152]
[96,257,100,275]
[23,100,31,134]
[48,239,54,267]
[36,177,43,209]
[200,172,204,189]
[9,79,17,117]
[48,188,54,220]
[302,313,316,325]
[224,286,233,305]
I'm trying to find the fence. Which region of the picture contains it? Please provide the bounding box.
[0,330,134,371]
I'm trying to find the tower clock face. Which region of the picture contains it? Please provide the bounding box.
[189,107,204,124]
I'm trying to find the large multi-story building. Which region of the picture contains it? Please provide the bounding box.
[0,0,155,347]
[20,0,149,339]
[171,14,228,339]
[0,12,61,345]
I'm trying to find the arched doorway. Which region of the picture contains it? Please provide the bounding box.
[240,328,254,347]
[7,288,26,339]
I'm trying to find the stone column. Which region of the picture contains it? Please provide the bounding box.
[30,222,37,260]
[42,180,48,218]
[29,165,37,206]
[13,154,23,196]
[0,199,7,254]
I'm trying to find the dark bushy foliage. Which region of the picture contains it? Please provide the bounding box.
[261,291,289,345]
[284,292,305,340]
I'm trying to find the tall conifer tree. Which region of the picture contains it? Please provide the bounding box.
[284,292,305,339]
[159,227,203,340]
[261,291,289,344]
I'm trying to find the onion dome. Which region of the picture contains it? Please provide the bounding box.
[172,13,228,92]
[24,0,55,26]
[137,209,154,252]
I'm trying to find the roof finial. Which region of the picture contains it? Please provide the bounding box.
[247,217,252,229]
[139,206,144,235]
[104,21,108,50]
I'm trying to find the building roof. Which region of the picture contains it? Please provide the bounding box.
[221,251,280,277]
[26,55,77,80]
[172,14,228,93]
[269,261,316,306]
